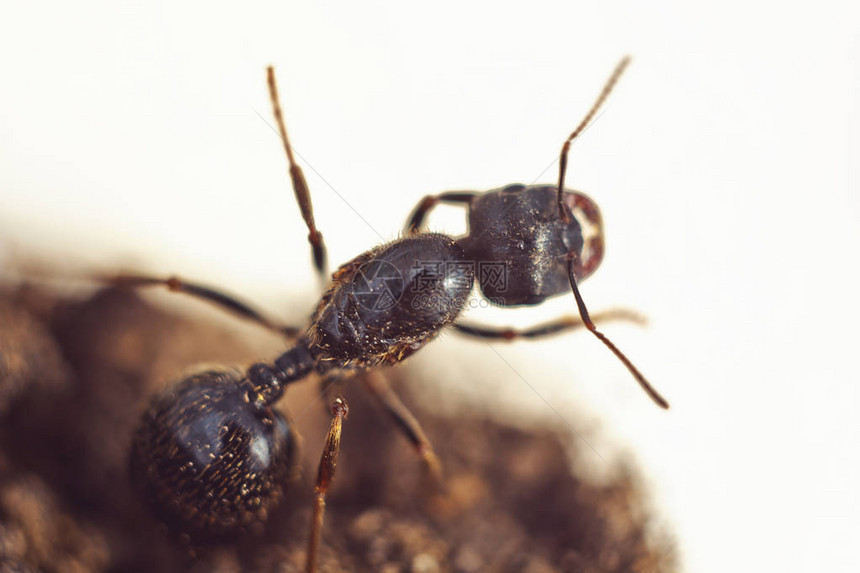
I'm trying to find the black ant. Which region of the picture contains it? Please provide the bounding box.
[116,57,668,573]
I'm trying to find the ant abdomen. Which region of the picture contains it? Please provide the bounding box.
[129,368,298,539]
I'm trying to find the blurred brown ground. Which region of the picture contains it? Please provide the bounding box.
[0,283,675,572]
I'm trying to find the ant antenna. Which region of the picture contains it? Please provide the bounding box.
[566,257,669,409]
[557,56,631,222]
[557,57,668,409]
[267,66,328,275]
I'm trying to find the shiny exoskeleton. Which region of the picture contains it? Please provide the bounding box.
[308,233,472,370]
[435,183,604,306]
[128,234,474,539]
[130,369,297,538]
[124,58,667,571]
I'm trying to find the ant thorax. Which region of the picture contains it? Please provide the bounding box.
[306,233,474,370]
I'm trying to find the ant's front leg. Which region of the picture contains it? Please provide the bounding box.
[405,191,478,234]
[101,273,301,337]
[360,370,443,484]
[306,396,349,573]
[452,308,646,341]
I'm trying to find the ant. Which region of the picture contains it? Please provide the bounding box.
[115,57,668,573]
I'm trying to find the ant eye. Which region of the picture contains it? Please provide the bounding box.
[501,183,526,194]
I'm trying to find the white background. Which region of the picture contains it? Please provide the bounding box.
[1,2,858,571]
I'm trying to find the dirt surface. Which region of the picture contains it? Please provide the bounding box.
[0,284,675,572]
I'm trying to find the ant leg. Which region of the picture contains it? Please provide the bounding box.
[566,257,670,409]
[306,396,349,573]
[452,308,646,341]
[101,273,300,337]
[405,191,478,234]
[315,373,348,417]
[267,67,328,277]
[360,370,443,484]
[316,371,440,481]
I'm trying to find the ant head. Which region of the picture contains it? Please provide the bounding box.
[464,57,669,408]
[457,57,630,308]
[458,184,603,307]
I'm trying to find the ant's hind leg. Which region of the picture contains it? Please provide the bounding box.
[452,308,646,341]
[306,396,349,573]
[405,191,477,234]
[102,273,301,337]
[267,67,328,278]
[361,371,443,484]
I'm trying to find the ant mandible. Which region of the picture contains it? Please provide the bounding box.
[117,56,668,573]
